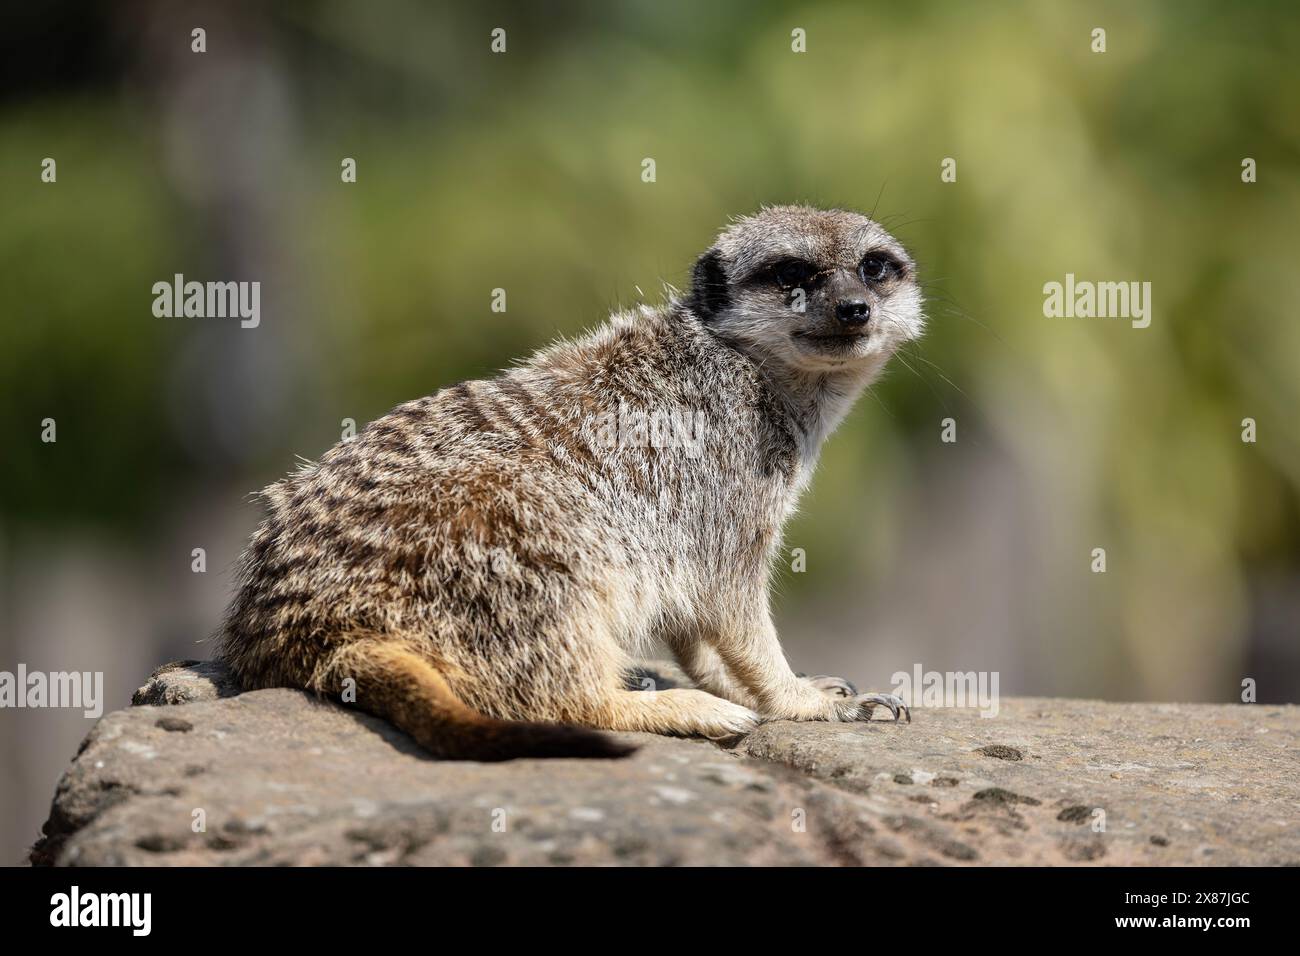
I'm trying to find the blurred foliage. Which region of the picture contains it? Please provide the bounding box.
[1,0,1298,698]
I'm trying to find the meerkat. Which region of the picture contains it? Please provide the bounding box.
[218,204,923,760]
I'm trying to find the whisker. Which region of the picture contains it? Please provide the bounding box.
[862,381,897,422]
[892,349,953,416]
[868,182,888,221]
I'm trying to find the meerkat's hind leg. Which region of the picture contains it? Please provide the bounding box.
[311,636,638,760]
[589,688,759,739]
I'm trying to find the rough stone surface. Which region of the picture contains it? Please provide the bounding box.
[30,661,1299,866]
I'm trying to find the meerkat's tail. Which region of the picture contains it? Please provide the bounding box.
[315,638,636,761]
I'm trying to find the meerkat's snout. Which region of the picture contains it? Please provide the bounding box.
[833,291,870,326]
[822,268,871,328]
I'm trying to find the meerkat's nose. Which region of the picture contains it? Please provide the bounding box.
[835,298,870,325]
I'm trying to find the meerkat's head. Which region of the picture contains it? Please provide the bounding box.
[684,205,924,375]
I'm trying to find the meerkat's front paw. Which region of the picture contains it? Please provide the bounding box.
[833,692,911,723]
[802,674,858,698]
[690,695,761,739]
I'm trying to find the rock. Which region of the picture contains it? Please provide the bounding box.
[30,661,1300,866]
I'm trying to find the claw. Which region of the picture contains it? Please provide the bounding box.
[856,692,911,723]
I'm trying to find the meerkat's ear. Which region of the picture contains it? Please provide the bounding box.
[686,248,730,319]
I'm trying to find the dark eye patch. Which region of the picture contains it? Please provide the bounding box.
[859,253,902,283]
[771,259,820,289]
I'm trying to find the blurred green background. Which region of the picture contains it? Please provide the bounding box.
[2,0,1298,862]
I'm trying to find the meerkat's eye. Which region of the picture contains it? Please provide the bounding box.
[858,254,898,283]
[773,260,818,289]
